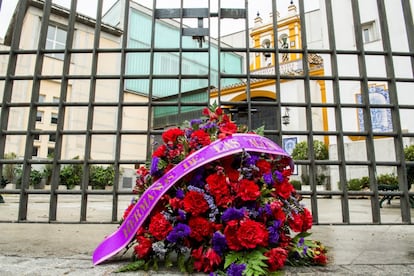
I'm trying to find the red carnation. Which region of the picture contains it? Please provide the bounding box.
[270,200,286,223]
[275,181,294,199]
[237,179,260,201]
[264,247,288,271]
[256,159,271,174]
[122,203,135,220]
[237,219,268,249]
[134,235,152,259]
[189,216,212,242]
[223,220,243,251]
[206,173,232,207]
[313,252,328,265]
[162,128,184,144]
[152,144,166,158]
[190,129,211,147]
[205,248,222,271]
[288,211,304,233]
[218,121,237,138]
[148,212,173,241]
[302,208,313,232]
[183,190,209,216]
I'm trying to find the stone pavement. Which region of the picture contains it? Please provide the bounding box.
[0,195,414,275]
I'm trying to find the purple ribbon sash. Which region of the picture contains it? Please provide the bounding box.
[92,133,293,265]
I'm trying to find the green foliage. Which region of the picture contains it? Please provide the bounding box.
[291,140,329,161]
[89,165,115,190]
[3,152,17,183]
[404,144,414,161]
[59,156,82,190]
[290,180,302,190]
[30,169,43,186]
[377,173,398,187]
[1,176,9,189]
[224,248,269,276]
[300,173,327,186]
[346,178,365,191]
[404,144,414,185]
[115,260,146,272]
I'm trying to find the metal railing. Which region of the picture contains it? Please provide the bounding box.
[0,0,413,225]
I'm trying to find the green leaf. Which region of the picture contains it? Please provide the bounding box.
[115,260,146,272]
[224,251,243,269]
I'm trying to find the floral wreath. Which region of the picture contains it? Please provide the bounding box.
[117,104,327,275]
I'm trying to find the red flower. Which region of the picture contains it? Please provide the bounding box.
[190,129,211,147]
[237,179,260,201]
[122,203,135,220]
[264,247,288,271]
[183,190,209,216]
[313,251,328,265]
[148,212,173,241]
[189,216,212,242]
[134,235,152,259]
[302,208,313,232]
[162,128,184,144]
[206,173,232,207]
[288,211,304,233]
[224,220,243,251]
[256,159,271,174]
[192,246,205,272]
[270,200,286,223]
[205,248,222,271]
[218,121,237,138]
[152,144,166,158]
[237,219,268,249]
[275,181,294,199]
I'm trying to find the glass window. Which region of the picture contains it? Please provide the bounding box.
[47,147,54,156]
[361,21,377,43]
[36,111,44,122]
[32,147,39,157]
[49,133,56,142]
[38,95,46,103]
[46,25,67,60]
[51,113,58,124]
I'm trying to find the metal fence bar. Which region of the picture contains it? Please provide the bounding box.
[324,0,351,224]
[376,0,411,223]
[49,0,78,222]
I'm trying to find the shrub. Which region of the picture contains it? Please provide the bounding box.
[89,165,115,190]
[290,180,302,191]
[59,156,83,190]
[291,140,329,161]
[347,178,364,191]
[377,173,398,187]
[404,144,414,185]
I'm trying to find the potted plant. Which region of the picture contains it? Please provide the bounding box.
[59,156,83,190]
[291,140,330,189]
[89,165,115,190]
[404,144,414,189]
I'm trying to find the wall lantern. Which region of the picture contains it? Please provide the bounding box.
[282,107,290,125]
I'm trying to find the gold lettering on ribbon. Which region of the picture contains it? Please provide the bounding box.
[212,139,241,153]
[183,156,201,170]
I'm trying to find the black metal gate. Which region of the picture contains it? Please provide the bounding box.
[0,0,413,225]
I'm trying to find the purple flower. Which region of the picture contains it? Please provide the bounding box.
[263,172,274,185]
[258,204,272,217]
[166,223,190,243]
[190,119,203,127]
[245,154,259,166]
[150,157,160,176]
[226,263,246,276]
[221,207,245,222]
[189,169,205,188]
[268,220,282,244]
[178,209,186,220]
[176,189,185,199]
[274,170,283,183]
[212,231,227,256]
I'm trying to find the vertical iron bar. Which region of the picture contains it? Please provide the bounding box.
[244,0,252,130]
[376,0,410,223]
[49,0,77,222]
[350,0,381,224]
[80,0,103,221]
[325,0,350,223]
[19,0,52,221]
[401,0,414,76]
[112,0,130,222]
[298,0,319,224]
[0,0,28,199]
[271,0,283,146]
